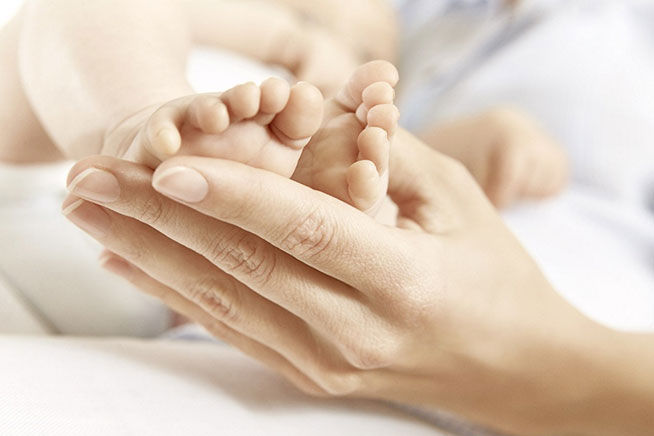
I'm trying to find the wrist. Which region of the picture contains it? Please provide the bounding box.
[558,328,654,436]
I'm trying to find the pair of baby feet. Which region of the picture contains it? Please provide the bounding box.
[103,61,399,215]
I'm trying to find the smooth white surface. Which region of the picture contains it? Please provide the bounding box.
[0,161,172,336]
[0,1,21,28]
[0,336,444,436]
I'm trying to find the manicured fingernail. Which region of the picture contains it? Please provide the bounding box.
[62,199,111,238]
[152,166,208,203]
[67,168,120,203]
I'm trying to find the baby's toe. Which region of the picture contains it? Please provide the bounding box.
[336,60,399,111]
[271,82,323,149]
[356,82,396,124]
[254,77,291,125]
[188,95,230,134]
[358,127,390,175]
[346,160,382,213]
[145,101,187,157]
[260,78,291,115]
[367,104,400,137]
[223,82,261,121]
[362,82,395,107]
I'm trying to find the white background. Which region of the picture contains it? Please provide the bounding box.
[0,0,21,27]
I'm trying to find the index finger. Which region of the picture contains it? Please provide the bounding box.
[151,156,411,291]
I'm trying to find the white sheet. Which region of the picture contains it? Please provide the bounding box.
[0,336,446,436]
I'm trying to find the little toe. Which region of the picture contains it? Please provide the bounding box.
[358,127,390,174]
[223,82,261,121]
[346,160,382,212]
[145,100,188,157]
[356,82,395,123]
[188,95,230,134]
[362,82,395,108]
[367,104,400,137]
[336,60,399,111]
[355,103,369,125]
[271,82,323,149]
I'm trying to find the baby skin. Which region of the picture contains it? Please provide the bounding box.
[100,61,399,215]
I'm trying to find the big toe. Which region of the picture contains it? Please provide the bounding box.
[271,82,324,148]
[337,60,399,111]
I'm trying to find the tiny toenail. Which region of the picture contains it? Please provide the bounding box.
[68,168,120,203]
[152,166,208,203]
[63,200,111,239]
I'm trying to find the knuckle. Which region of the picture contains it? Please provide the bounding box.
[343,336,400,370]
[186,276,239,324]
[280,207,336,259]
[134,195,170,227]
[381,266,435,323]
[207,232,276,287]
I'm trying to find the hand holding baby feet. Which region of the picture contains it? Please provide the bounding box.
[102,79,323,178]
[293,60,400,215]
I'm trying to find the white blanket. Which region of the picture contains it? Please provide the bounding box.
[0,336,446,436]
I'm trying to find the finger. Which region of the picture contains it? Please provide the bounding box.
[65,157,380,338]
[486,145,525,208]
[99,251,326,397]
[149,156,409,292]
[64,195,355,389]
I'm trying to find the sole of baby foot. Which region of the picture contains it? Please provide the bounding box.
[118,79,323,178]
[294,60,399,216]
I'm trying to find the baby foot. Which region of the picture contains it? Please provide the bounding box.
[293,60,399,215]
[103,79,324,178]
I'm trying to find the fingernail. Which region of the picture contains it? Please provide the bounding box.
[62,199,111,239]
[68,168,120,203]
[152,166,208,203]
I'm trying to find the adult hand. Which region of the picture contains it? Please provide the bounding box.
[63,129,652,436]
[420,107,568,208]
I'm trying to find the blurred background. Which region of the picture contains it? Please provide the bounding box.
[0,1,20,27]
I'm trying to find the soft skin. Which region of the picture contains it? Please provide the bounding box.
[63,129,654,436]
[5,0,366,163]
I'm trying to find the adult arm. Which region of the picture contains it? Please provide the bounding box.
[63,128,654,435]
